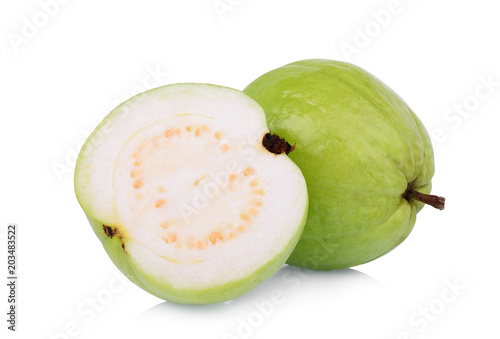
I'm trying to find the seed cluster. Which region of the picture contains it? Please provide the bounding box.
[128,124,266,250]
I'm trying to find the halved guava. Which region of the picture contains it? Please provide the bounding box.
[75,83,308,304]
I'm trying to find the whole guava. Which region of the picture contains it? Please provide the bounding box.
[244,59,444,270]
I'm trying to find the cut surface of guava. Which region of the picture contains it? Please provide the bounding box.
[75,84,308,304]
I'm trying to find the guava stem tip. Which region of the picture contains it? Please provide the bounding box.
[406,189,445,210]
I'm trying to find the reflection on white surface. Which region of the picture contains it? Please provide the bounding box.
[131,266,386,338]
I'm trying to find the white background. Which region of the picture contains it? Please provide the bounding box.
[1,0,499,338]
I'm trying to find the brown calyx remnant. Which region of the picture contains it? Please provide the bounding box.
[262,133,296,155]
[103,225,115,238]
[103,225,127,253]
[403,183,445,210]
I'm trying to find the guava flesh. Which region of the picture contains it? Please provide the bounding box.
[244,59,443,270]
[75,83,308,303]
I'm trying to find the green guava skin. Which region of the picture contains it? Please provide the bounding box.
[75,84,308,304]
[244,59,435,270]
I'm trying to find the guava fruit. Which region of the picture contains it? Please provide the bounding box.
[74,83,308,304]
[244,59,445,270]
